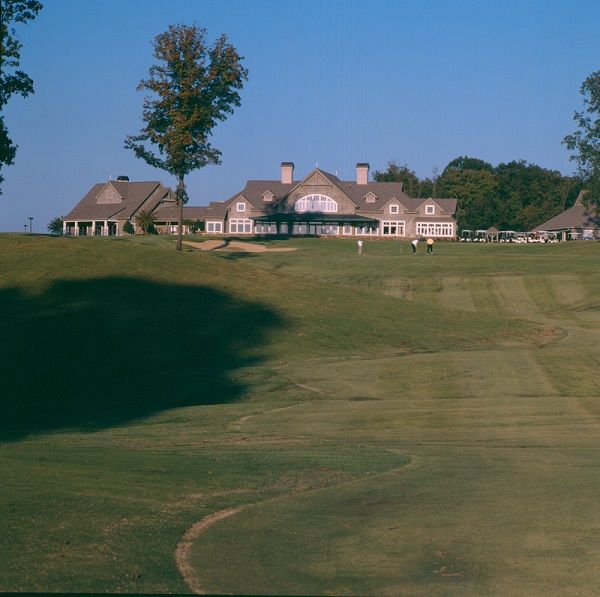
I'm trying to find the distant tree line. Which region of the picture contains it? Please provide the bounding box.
[373,157,583,231]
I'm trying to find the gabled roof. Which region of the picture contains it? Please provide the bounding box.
[218,167,457,215]
[534,201,600,231]
[64,180,169,221]
[327,182,456,214]
[220,180,294,211]
[412,196,458,214]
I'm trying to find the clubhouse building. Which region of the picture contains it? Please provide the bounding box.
[63,162,458,239]
[533,191,600,240]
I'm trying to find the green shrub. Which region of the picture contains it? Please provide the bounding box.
[47,217,63,235]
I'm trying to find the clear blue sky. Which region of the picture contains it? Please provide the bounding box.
[2,0,599,232]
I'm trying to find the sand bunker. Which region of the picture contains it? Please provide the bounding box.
[184,240,297,253]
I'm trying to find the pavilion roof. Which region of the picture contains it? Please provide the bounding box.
[251,213,379,224]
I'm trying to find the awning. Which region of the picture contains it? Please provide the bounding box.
[251,212,379,225]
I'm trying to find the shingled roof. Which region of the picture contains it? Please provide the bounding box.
[64,181,170,221]
[534,191,599,231]
[219,168,457,215]
[152,205,209,220]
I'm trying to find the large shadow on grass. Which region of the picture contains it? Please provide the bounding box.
[0,277,283,441]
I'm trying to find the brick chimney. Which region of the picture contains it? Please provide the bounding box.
[356,163,369,185]
[281,162,294,184]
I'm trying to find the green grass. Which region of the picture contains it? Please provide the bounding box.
[1,234,599,594]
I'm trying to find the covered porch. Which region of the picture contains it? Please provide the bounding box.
[251,213,380,236]
[63,220,118,236]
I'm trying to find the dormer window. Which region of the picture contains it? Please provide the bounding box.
[236,202,246,212]
[365,192,377,203]
[390,204,399,214]
[425,204,435,215]
[262,190,275,203]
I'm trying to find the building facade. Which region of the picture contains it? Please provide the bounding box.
[63,163,458,239]
[198,162,457,239]
[62,177,176,236]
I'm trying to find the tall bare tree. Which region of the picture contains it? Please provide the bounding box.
[0,0,43,193]
[125,24,248,250]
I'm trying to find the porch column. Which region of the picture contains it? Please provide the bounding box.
[75,222,80,236]
[103,220,108,236]
[91,220,96,236]
[63,221,68,235]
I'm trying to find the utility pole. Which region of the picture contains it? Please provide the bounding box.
[28,217,33,233]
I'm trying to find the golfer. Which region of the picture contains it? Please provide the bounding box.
[411,238,419,254]
[426,237,434,254]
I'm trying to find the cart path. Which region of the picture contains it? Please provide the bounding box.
[174,457,417,594]
[175,507,245,594]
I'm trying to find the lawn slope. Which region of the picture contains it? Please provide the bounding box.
[1,235,597,594]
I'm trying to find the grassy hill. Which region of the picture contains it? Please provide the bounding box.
[1,234,598,594]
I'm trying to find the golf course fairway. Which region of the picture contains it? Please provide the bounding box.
[1,235,598,595]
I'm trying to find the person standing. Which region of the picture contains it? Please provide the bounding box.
[411,238,419,254]
[357,239,363,255]
[426,237,434,254]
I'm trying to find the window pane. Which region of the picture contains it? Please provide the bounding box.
[295,194,338,213]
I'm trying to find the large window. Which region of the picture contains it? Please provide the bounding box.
[381,220,405,236]
[294,194,338,213]
[356,225,378,236]
[207,221,223,233]
[293,223,307,235]
[229,219,252,234]
[254,223,276,234]
[416,222,454,237]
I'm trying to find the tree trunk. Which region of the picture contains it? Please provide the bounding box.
[176,174,184,251]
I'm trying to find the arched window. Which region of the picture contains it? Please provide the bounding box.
[294,194,338,213]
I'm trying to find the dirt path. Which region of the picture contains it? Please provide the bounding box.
[174,507,245,594]
[174,459,417,594]
[184,240,297,253]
